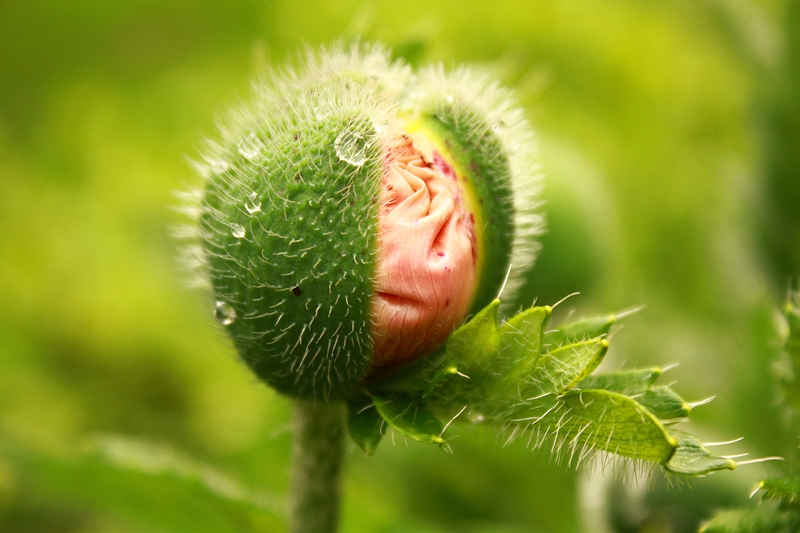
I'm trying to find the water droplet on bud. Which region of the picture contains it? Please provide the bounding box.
[468,411,485,424]
[214,301,236,325]
[231,224,246,238]
[334,130,367,166]
[245,192,262,214]
[210,160,229,174]
[371,118,387,134]
[313,106,329,120]
[238,133,264,160]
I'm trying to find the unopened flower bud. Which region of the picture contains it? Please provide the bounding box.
[371,134,477,368]
[182,43,542,399]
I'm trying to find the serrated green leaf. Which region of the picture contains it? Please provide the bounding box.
[699,505,800,533]
[379,299,731,479]
[423,362,462,398]
[579,370,689,420]
[502,389,676,463]
[430,301,550,412]
[446,299,502,370]
[579,368,662,394]
[7,436,283,533]
[498,306,551,382]
[639,385,691,420]
[543,314,616,347]
[665,431,737,475]
[531,340,609,395]
[372,392,445,444]
[550,390,676,463]
[757,477,800,507]
[347,396,384,455]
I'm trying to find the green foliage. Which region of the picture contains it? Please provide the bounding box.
[3,436,283,533]
[692,290,800,531]
[372,393,445,445]
[776,290,800,424]
[347,299,737,477]
[757,477,800,507]
[699,505,800,533]
[346,395,385,456]
[665,432,735,476]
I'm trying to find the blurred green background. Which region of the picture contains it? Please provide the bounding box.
[1,1,799,532]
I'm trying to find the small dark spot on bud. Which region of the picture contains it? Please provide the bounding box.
[294,133,299,141]
[470,160,480,173]
[291,286,302,296]
[437,251,445,257]
[445,299,450,307]
[294,174,301,182]
[479,198,484,205]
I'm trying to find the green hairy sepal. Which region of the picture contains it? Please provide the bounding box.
[184,44,541,399]
[201,109,381,399]
[349,299,739,478]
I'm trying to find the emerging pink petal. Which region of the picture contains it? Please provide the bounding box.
[371,135,477,368]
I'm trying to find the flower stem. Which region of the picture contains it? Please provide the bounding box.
[289,399,346,533]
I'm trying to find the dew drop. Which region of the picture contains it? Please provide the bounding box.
[371,117,387,134]
[334,130,367,167]
[231,224,246,239]
[313,106,329,120]
[214,301,236,325]
[468,411,485,424]
[210,159,229,174]
[245,192,262,214]
[238,133,264,160]
[446,94,454,104]
[491,123,501,134]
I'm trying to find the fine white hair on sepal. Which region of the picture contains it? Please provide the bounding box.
[215,41,409,156]
[177,42,405,297]
[410,64,545,306]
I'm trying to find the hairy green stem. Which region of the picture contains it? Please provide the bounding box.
[289,400,346,533]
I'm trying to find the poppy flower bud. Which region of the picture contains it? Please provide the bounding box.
[370,135,477,368]
[182,43,542,400]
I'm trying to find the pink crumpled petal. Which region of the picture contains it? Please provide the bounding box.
[371,135,477,367]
